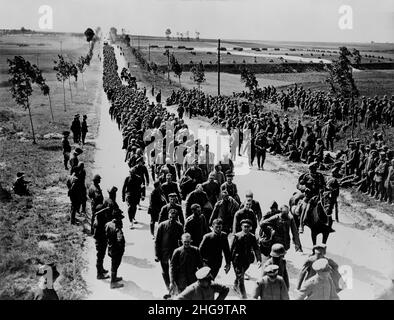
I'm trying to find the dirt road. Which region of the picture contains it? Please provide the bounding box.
[83,44,394,300]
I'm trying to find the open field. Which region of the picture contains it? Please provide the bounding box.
[125,35,394,68]
[0,33,101,299]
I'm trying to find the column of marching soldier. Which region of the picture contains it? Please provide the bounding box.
[65,43,346,299]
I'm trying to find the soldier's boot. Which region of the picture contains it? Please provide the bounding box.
[97,273,110,280]
[110,272,124,289]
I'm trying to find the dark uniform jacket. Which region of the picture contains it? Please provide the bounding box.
[263,257,290,290]
[155,220,184,261]
[170,246,203,289]
[105,220,125,258]
[260,213,302,252]
[122,173,143,203]
[199,231,231,269]
[232,208,258,234]
[158,203,184,225]
[209,197,240,234]
[88,184,104,212]
[202,180,220,206]
[184,214,210,247]
[93,207,111,239]
[240,200,262,223]
[161,181,181,202]
[62,138,71,154]
[253,275,289,300]
[134,164,150,185]
[176,282,229,300]
[148,188,167,219]
[185,190,210,218]
[230,231,261,267]
[221,182,240,204]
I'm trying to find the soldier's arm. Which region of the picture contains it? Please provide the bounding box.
[295,281,312,300]
[174,285,194,300]
[290,218,303,252]
[154,225,162,259]
[252,236,262,262]
[158,206,166,224]
[222,235,231,266]
[178,206,185,226]
[122,177,127,201]
[252,281,262,300]
[232,212,239,235]
[169,250,179,284]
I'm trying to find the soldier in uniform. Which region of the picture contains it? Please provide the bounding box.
[105,200,126,289]
[230,219,262,299]
[13,172,31,196]
[62,131,72,170]
[262,243,290,291]
[175,266,229,300]
[88,174,104,235]
[253,265,289,300]
[93,204,111,280]
[184,204,210,247]
[69,147,83,174]
[209,190,240,234]
[221,171,240,204]
[81,115,88,145]
[254,130,267,170]
[240,191,262,223]
[202,172,221,208]
[70,114,81,144]
[170,233,203,295]
[295,258,339,300]
[161,173,182,203]
[148,180,167,238]
[158,193,184,225]
[297,162,326,233]
[155,209,184,298]
[185,184,210,219]
[199,218,231,279]
[122,167,143,229]
[232,197,258,234]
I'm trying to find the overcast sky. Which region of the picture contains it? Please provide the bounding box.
[1,0,393,43]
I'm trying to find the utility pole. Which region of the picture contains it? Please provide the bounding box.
[218,38,221,96]
[148,43,151,61]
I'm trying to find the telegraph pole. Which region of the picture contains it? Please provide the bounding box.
[218,39,221,96]
[148,43,151,61]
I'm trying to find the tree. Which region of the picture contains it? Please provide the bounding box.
[165,28,171,40]
[190,61,206,90]
[352,48,362,67]
[31,65,54,121]
[54,55,69,111]
[67,61,78,99]
[172,59,183,84]
[84,28,95,42]
[149,62,158,75]
[326,46,359,100]
[7,56,45,143]
[180,33,184,41]
[176,32,180,41]
[240,66,258,92]
[77,56,87,90]
[195,31,200,41]
[185,31,190,41]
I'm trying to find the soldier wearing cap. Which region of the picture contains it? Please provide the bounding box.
[233,197,258,234]
[13,172,31,196]
[221,170,240,204]
[62,131,71,170]
[122,167,143,229]
[105,200,125,289]
[230,219,262,299]
[88,174,104,233]
[295,258,339,300]
[297,243,342,292]
[69,147,83,174]
[159,190,184,223]
[184,160,204,191]
[253,264,289,300]
[170,233,203,295]
[81,115,88,145]
[70,114,81,144]
[155,209,184,297]
[66,166,84,225]
[374,151,389,201]
[175,266,229,300]
[262,243,290,291]
[133,156,150,201]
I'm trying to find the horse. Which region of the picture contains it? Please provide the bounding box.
[289,191,334,246]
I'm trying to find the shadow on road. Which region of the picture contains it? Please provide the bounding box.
[119,280,160,299]
[122,255,155,269]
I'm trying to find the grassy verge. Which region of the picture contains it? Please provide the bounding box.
[0,34,101,299]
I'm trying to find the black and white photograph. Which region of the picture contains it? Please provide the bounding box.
[0,0,393,306]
